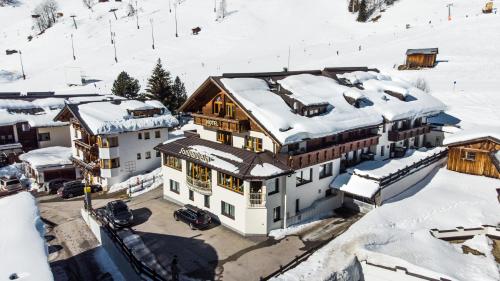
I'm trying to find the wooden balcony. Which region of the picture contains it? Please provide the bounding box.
[71,156,100,174]
[74,139,98,155]
[186,175,212,195]
[388,125,430,142]
[285,135,380,169]
[192,113,249,133]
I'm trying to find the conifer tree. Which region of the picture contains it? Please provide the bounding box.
[145,58,174,109]
[357,0,368,22]
[111,71,140,99]
[172,76,187,111]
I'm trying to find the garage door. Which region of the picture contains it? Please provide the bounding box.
[43,168,76,182]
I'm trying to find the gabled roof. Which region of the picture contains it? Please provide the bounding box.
[155,134,293,180]
[406,48,439,55]
[443,126,500,146]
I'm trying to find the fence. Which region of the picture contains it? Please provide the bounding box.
[430,225,500,240]
[378,149,448,187]
[125,174,163,197]
[86,208,171,281]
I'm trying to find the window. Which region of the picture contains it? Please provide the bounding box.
[319,162,333,179]
[226,102,235,118]
[273,206,281,222]
[381,146,385,157]
[144,132,150,140]
[189,190,194,201]
[221,201,235,219]
[295,199,300,213]
[296,168,312,186]
[204,195,210,208]
[137,153,142,160]
[138,133,142,139]
[38,132,50,142]
[156,150,161,157]
[217,172,243,194]
[244,136,263,152]
[187,161,211,183]
[100,158,120,169]
[216,130,232,145]
[100,136,118,148]
[462,151,476,161]
[213,95,223,115]
[21,123,30,132]
[155,131,161,138]
[164,155,182,171]
[145,151,151,159]
[169,179,179,194]
[268,178,279,195]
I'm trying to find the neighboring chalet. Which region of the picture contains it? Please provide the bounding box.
[156,67,446,235]
[19,146,78,186]
[55,99,178,189]
[404,48,438,68]
[444,132,500,179]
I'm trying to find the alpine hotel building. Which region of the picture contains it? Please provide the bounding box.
[156,67,446,236]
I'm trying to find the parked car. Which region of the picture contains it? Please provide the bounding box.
[43,178,71,194]
[104,200,134,228]
[173,204,212,230]
[57,181,102,199]
[0,176,22,192]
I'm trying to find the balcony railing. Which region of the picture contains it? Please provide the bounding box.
[192,113,249,133]
[285,135,380,169]
[71,156,100,173]
[186,175,212,195]
[388,124,430,142]
[74,139,98,155]
[248,192,265,208]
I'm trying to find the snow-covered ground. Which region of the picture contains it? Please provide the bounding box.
[108,166,162,194]
[1,0,499,132]
[0,192,53,281]
[275,168,500,281]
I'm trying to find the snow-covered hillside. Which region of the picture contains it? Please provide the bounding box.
[1,0,499,131]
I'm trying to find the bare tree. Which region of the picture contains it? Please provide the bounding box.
[413,77,430,93]
[33,0,59,32]
[82,0,95,9]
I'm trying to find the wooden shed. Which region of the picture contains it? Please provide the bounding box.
[446,136,500,179]
[405,48,438,68]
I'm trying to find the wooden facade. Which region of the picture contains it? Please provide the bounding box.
[447,138,500,179]
[405,48,438,68]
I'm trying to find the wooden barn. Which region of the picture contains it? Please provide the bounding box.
[405,48,438,68]
[445,136,500,179]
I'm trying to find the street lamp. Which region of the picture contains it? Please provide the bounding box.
[150,18,155,49]
[174,2,178,37]
[109,19,113,44]
[446,3,453,21]
[135,1,140,29]
[109,8,118,20]
[70,15,78,29]
[71,34,76,60]
[5,49,26,80]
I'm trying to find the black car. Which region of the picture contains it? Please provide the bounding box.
[104,200,134,228]
[43,178,71,194]
[173,204,212,230]
[57,181,102,199]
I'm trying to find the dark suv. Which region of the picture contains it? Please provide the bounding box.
[173,204,212,230]
[104,200,134,228]
[57,181,101,198]
[44,178,71,194]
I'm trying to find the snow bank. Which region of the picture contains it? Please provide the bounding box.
[276,169,500,281]
[462,234,494,257]
[109,167,162,193]
[19,146,72,169]
[0,192,53,281]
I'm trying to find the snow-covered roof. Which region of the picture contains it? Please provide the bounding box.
[31,98,67,109]
[219,71,445,145]
[0,192,54,281]
[0,108,68,128]
[69,100,178,135]
[19,146,73,169]
[221,76,382,145]
[443,126,500,146]
[330,172,380,198]
[0,99,39,110]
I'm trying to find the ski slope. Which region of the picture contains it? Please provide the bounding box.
[1,0,499,131]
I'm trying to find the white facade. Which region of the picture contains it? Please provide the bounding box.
[37,125,71,148]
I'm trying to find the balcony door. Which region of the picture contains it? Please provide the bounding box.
[217,130,232,145]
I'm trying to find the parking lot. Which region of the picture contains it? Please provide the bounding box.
[125,188,362,281]
[38,187,361,281]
